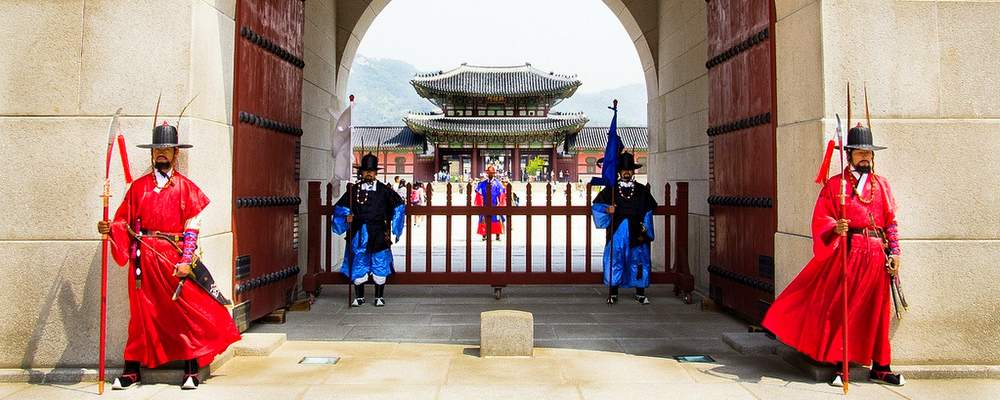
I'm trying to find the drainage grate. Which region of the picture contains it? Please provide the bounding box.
[299,357,340,365]
[673,355,716,363]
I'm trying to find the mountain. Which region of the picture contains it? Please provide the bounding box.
[346,55,647,127]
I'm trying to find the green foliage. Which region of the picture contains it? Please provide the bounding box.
[524,156,547,176]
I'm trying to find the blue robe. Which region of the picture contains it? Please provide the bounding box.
[331,181,406,281]
[592,182,657,288]
[475,178,507,235]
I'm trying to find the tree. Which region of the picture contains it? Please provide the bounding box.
[524,156,547,177]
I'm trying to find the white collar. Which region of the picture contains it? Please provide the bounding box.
[850,169,869,195]
[618,180,635,188]
[154,168,173,192]
[359,181,377,191]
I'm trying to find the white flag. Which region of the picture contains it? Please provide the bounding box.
[330,101,353,183]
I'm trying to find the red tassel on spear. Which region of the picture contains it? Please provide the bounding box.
[98,108,123,394]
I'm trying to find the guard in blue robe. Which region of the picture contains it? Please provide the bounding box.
[331,153,405,307]
[591,152,657,304]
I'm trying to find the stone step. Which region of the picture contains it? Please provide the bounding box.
[232,333,287,356]
[721,332,781,355]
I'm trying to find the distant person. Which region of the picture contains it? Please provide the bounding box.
[396,178,408,201]
[410,182,426,227]
[475,165,506,241]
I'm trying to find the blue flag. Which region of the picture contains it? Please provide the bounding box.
[589,104,623,187]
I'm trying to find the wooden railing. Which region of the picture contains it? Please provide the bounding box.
[302,181,694,301]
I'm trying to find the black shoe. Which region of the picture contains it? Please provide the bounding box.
[111,373,140,390]
[606,294,618,305]
[869,369,905,386]
[634,295,650,305]
[374,297,385,307]
[351,297,366,307]
[181,374,200,390]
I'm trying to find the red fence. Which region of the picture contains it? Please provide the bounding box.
[302,181,694,301]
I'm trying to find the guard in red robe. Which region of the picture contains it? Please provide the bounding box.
[99,121,240,390]
[762,125,905,386]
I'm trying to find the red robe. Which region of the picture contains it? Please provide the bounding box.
[109,172,240,368]
[762,170,897,366]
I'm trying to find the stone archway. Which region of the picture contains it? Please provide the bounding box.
[329,0,661,107]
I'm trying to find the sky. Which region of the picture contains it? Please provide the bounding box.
[353,0,647,93]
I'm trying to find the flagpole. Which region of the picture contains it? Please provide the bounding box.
[347,94,355,308]
[609,99,618,304]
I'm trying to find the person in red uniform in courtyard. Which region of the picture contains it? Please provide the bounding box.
[762,124,905,387]
[98,120,240,390]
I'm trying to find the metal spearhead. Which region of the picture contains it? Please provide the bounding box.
[107,108,123,146]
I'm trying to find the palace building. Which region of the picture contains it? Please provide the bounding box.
[352,64,647,183]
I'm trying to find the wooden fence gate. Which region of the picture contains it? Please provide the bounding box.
[231,0,305,329]
[303,182,694,302]
[706,0,778,323]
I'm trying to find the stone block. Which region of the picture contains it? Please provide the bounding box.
[304,48,337,95]
[721,332,780,355]
[0,241,130,368]
[199,232,234,301]
[304,18,336,68]
[480,310,533,357]
[874,120,1000,239]
[189,0,235,126]
[643,66,659,100]
[305,0,335,37]
[301,110,334,151]
[300,146,333,182]
[0,0,83,115]
[775,119,826,237]
[232,333,286,356]
[635,34,656,72]
[773,232,812,295]
[938,2,1000,117]
[889,240,1000,364]
[664,108,708,152]
[662,145,708,181]
[336,64,352,101]
[202,0,236,20]
[80,0,192,115]
[821,1,942,119]
[776,0,816,22]
[302,80,334,121]
[775,0,822,126]
[0,117,125,240]
[183,118,234,237]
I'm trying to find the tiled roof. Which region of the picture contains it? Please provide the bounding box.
[564,126,648,151]
[403,112,588,143]
[411,63,582,98]
[351,126,425,151]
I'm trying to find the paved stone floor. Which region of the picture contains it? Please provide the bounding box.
[3,285,999,399]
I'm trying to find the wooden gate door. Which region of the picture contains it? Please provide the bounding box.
[232,0,305,328]
[706,0,777,323]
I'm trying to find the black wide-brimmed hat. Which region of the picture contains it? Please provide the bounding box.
[617,152,643,171]
[840,124,886,151]
[354,153,382,171]
[137,123,193,149]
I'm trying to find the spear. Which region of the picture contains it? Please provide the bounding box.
[98,108,122,394]
[836,109,850,394]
